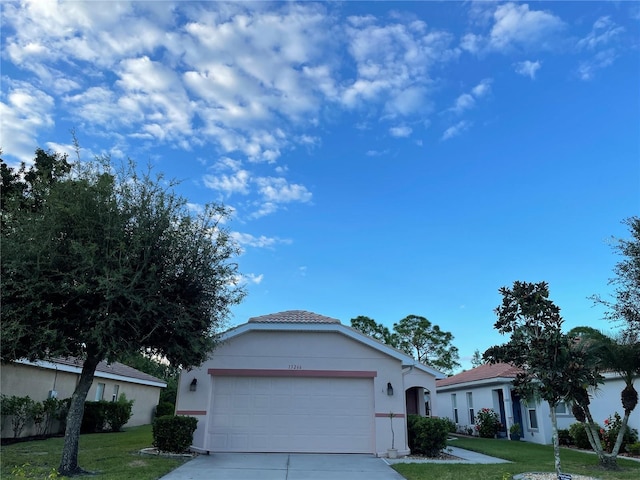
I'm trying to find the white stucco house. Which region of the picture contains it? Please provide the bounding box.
[436,362,640,445]
[175,310,445,457]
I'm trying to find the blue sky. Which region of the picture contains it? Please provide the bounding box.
[2,1,638,372]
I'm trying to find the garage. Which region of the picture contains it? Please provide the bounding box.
[207,375,375,453]
[176,310,442,456]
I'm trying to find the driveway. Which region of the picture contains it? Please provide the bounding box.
[158,453,406,480]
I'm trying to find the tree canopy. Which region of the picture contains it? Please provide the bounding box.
[1,149,245,475]
[350,314,460,374]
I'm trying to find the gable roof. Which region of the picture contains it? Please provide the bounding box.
[222,310,446,379]
[249,310,340,324]
[18,357,167,388]
[437,362,522,389]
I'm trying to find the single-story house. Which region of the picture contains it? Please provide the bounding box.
[1,357,166,438]
[436,363,640,445]
[175,310,445,457]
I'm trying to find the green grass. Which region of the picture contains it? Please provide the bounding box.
[392,436,640,480]
[1,425,186,479]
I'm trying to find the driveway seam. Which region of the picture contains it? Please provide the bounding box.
[285,453,291,480]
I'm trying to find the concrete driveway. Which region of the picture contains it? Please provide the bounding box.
[158,453,406,480]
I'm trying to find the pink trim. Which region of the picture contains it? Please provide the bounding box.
[176,410,207,416]
[208,368,377,378]
[375,413,405,418]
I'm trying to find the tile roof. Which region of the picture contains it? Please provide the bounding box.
[436,362,523,387]
[248,310,341,324]
[49,356,165,384]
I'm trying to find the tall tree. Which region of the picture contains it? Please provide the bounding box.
[393,315,460,374]
[350,316,398,346]
[1,151,245,475]
[592,217,640,331]
[484,281,601,476]
[470,349,484,368]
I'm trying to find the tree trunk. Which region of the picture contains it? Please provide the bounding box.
[58,353,101,476]
[581,402,619,470]
[550,405,562,476]
[610,410,632,458]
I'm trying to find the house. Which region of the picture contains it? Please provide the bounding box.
[175,310,445,457]
[436,363,640,445]
[1,357,166,438]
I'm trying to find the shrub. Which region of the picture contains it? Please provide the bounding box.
[407,415,449,457]
[81,401,107,433]
[600,412,639,454]
[104,394,134,432]
[475,408,500,438]
[1,395,35,438]
[569,422,599,450]
[155,402,175,418]
[627,442,640,456]
[153,415,198,453]
[558,429,573,446]
[442,417,457,433]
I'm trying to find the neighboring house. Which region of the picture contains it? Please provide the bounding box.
[1,357,166,438]
[175,310,445,457]
[436,363,640,445]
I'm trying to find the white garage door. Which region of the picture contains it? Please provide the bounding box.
[208,376,374,453]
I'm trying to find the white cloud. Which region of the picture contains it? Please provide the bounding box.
[577,16,624,51]
[442,120,470,141]
[243,273,264,285]
[0,81,55,163]
[514,60,542,79]
[578,49,617,81]
[230,232,290,248]
[255,177,312,204]
[489,2,565,51]
[471,79,492,98]
[448,79,492,115]
[389,125,413,138]
[203,170,251,196]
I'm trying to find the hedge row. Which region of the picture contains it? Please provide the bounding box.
[81,394,134,433]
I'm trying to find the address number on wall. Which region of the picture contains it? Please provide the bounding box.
[288,364,302,370]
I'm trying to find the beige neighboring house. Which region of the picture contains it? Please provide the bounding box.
[1,357,166,438]
[175,310,445,457]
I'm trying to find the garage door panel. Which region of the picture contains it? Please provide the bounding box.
[208,376,374,453]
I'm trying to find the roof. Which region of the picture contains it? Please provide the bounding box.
[436,362,523,388]
[222,310,446,379]
[249,310,340,324]
[18,357,167,388]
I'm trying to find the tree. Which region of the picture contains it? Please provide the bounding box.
[568,327,640,469]
[119,351,180,404]
[350,314,460,373]
[592,217,640,331]
[350,316,398,346]
[1,150,245,475]
[470,349,484,368]
[393,315,460,374]
[484,281,601,476]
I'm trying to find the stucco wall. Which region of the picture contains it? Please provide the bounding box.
[177,329,436,456]
[1,362,162,438]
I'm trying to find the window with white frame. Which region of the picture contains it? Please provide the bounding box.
[528,408,539,429]
[452,394,459,423]
[467,392,474,424]
[555,402,567,415]
[112,384,120,402]
[95,383,105,401]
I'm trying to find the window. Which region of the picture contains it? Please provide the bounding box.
[467,392,475,424]
[528,408,539,430]
[451,394,459,423]
[112,384,120,402]
[555,402,567,415]
[95,383,105,401]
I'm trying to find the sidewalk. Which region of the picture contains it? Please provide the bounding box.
[384,446,511,465]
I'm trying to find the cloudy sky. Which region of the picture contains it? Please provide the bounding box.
[2,1,638,371]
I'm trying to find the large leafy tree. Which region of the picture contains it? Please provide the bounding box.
[592,217,640,331]
[350,314,460,374]
[1,150,245,475]
[484,281,601,476]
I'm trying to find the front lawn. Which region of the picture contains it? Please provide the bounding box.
[1,425,186,479]
[392,436,640,480]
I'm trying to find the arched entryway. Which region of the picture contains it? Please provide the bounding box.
[405,386,431,417]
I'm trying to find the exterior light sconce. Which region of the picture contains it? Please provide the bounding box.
[387,382,394,396]
[190,378,198,392]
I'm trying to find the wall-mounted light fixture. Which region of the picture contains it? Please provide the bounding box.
[387,382,394,396]
[190,378,198,392]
